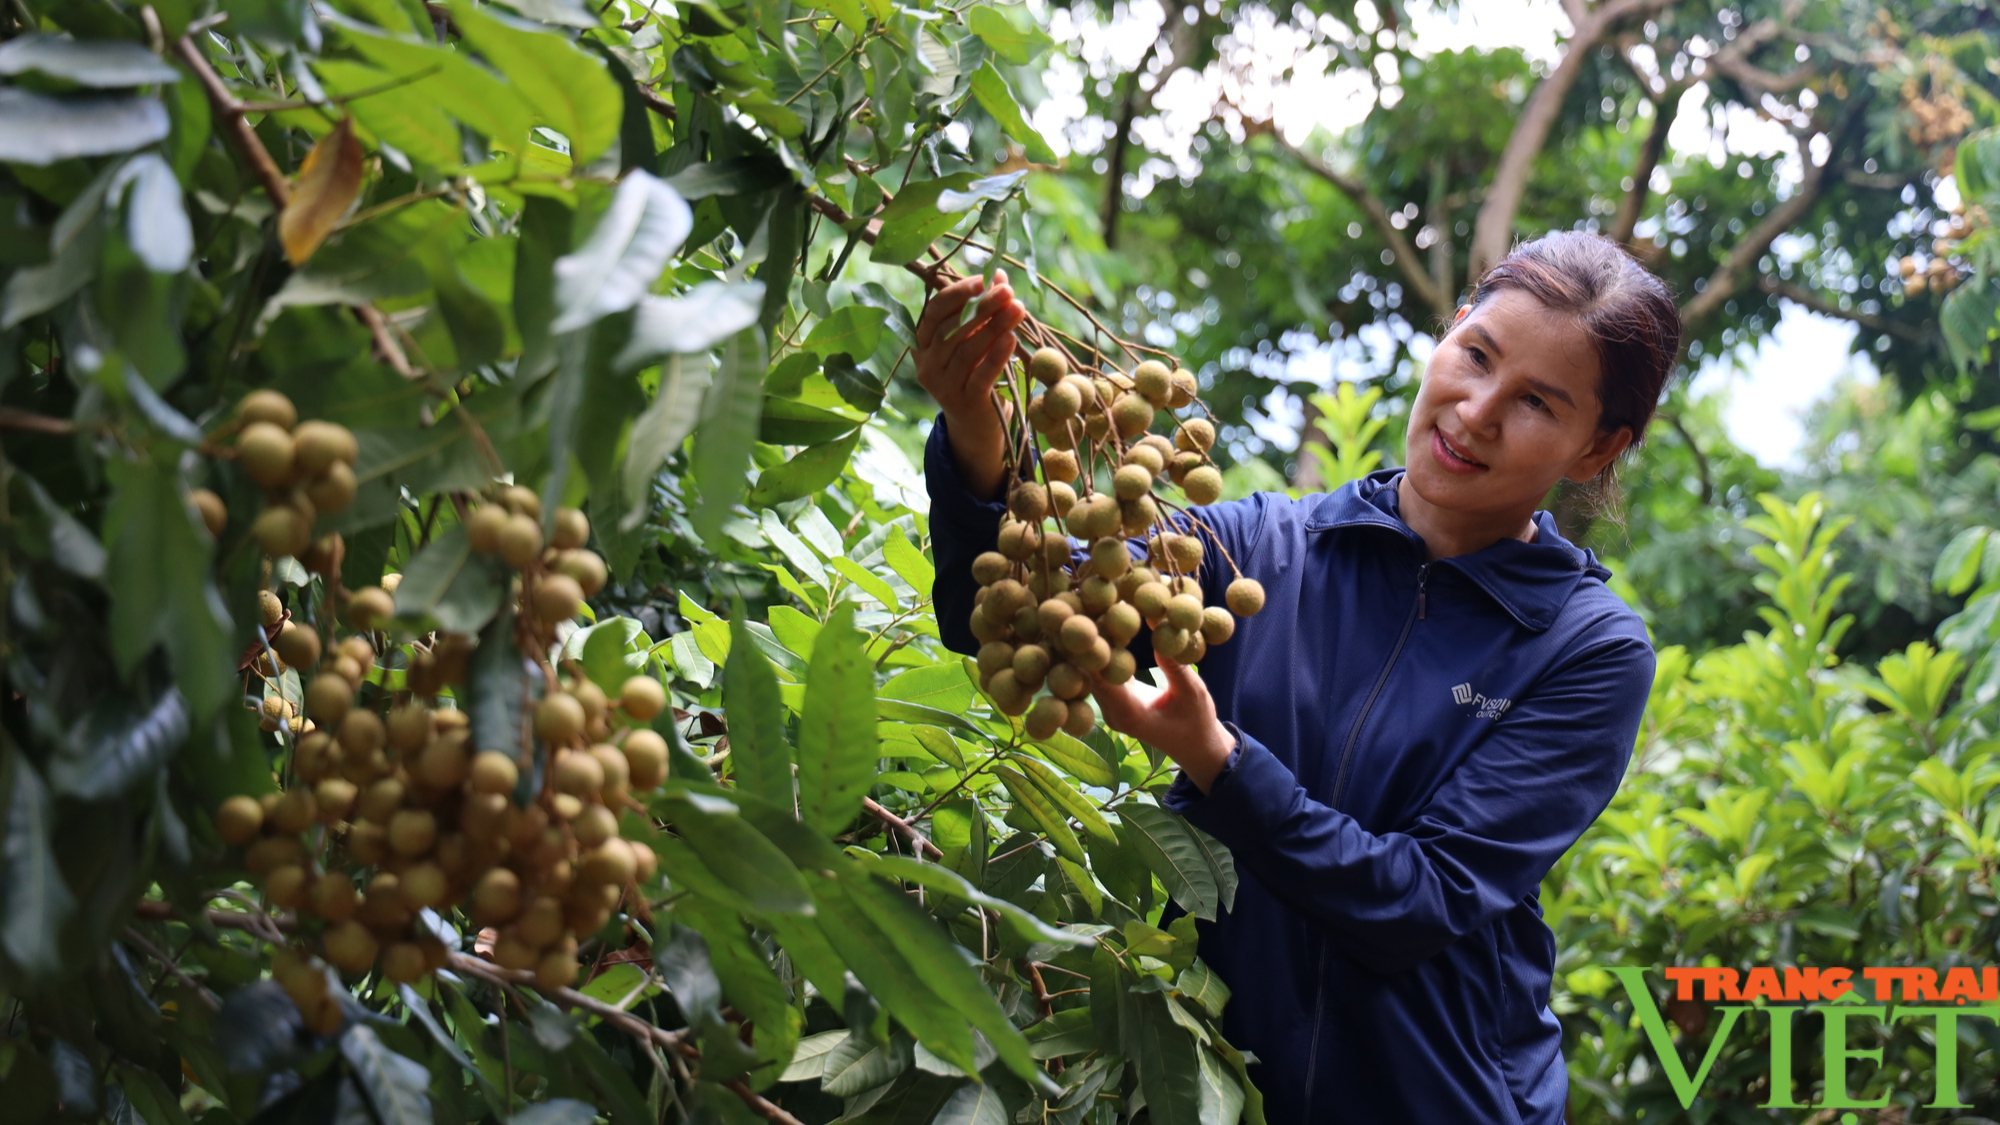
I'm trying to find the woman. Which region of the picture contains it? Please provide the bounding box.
[916,231,1679,1123]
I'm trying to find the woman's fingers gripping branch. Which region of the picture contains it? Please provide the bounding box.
[1090,656,1236,793]
[915,269,1028,418]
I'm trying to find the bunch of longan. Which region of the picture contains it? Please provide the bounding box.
[216,491,674,1014]
[210,390,360,564]
[970,347,1265,741]
[1898,201,1984,298]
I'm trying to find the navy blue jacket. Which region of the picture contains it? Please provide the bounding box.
[925,419,1654,1124]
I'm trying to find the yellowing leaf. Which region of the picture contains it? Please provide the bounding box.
[279,117,364,266]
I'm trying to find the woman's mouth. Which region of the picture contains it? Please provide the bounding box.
[1431,427,1488,473]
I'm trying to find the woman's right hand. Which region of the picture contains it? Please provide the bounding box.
[915,268,1027,500]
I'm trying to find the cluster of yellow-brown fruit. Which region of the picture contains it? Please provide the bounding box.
[1900,77,1975,153]
[970,347,1265,741]
[213,449,672,1025]
[189,390,361,567]
[1898,201,1985,298]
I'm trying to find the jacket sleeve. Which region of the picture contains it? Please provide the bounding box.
[924,416,1009,657]
[1162,631,1654,975]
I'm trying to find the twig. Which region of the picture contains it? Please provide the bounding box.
[1021,958,1054,1018]
[862,797,943,859]
[0,407,76,434]
[175,37,290,207]
[123,927,222,1012]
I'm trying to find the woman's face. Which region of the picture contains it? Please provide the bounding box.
[1402,289,1632,520]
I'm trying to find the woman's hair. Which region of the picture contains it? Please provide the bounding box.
[1460,231,1683,507]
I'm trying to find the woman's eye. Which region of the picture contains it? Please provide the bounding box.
[1524,394,1548,413]
[1467,347,1487,367]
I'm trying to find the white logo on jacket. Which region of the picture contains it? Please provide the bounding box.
[1451,682,1511,719]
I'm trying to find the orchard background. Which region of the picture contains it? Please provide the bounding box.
[2,0,2000,1121]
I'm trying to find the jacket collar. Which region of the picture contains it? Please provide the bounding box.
[1301,468,1609,632]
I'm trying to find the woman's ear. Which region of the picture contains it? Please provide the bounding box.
[1565,426,1634,483]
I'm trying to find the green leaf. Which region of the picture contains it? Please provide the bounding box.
[618,353,708,530]
[760,395,862,445]
[550,171,693,332]
[885,527,935,593]
[759,509,830,587]
[869,173,979,264]
[1025,731,1117,790]
[660,792,814,914]
[1185,822,1237,913]
[779,1031,849,1081]
[1118,803,1221,921]
[1,754,73,979]
[111,154,191,273]
[341,1026,432,1125]
[936,171,1026,214]
[932,1081,1008,1125]
[966,64,1055,164]
[1175,961,1230,1019]
[103,460,233,720]
[46,688,189,801]
[508,1100,598,1125]
[819,1032,907,1096]
[1006,754,1115,843]
[803,305,889,359]
[1132,994,1203,1125]
[748,429,863,506]
[466,607,527,788]
[568,616,647,692]
[875,699,983,734]
[867,854,1087,947]
[450,0,622,164]
[0,89,169,165]
[725,610,795,809]
[393,525,507,634]
[807,877,977,1071]
[1942,277,2000,374]
[992,764,1086,865]
[831,556,898,609]
[0,35,181,86]
[795,602,878,835]
[674,894,802,1088]
[799,0,865,33]
[692,330,769,544]
[340,22,535,152]
[313,59,462,169]
[965,7,1053,65]
[616,281,767,367]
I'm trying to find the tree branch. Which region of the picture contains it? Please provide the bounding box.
[1702,18,1808,98]
[1678,100,1867,332]
[863,796,943,859]
[1271,137,1451,318]
[1468,0,1676,278]
[1609,80,1691,246]
[1758,276,1925,341]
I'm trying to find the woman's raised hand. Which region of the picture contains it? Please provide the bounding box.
[1090,656,1237,793]
[915,269,1027,499]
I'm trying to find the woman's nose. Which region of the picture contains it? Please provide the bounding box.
[1457,384,1504,434]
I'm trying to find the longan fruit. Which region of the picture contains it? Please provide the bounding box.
[578,838,636,887]
[259,589,286,628]
[271,789,318,835]
[570,679,609,725]
[630,841,658,882]
[1058,614,1099,655]
[238,422,298,489]
[1165,533,1205,571]
[1182,634,1208,664]
[291,420,357,476]
[1072,636,1112,672]
[311,872,358,922]
[622,730,668,790]
[1153,625,1191,663]
[1099,602,1142,646]
[266,864,310,910]
[380,942,427,984]
[356,777,405,825]
[552,750,605,797]
[1103,649,1137,685]
[572,804,618,848]
[975,641,1013,681]
[466,505,509,554]
[589,744,629,800]
[1048,480,1077,518]
[460,792,509,843]
[346,586,394,631]
[216,794,265,846]
[493,931,539,972]
[498,513,543,570]
[1123,443,1165,476]
[190,488,228,537]
[1165,593,1204,633]
[418,737,470,789]
[252,504,313,558]
[1122,496,1160,538]
[531,574,582,625]
[246,836,303,876]
[1085,495,1124,540]
[1169,367,1198,408]
[1111,393,1155,439]
[323,920,378,975]
[620,676,665,722]
[345,822,389,865]
[1132,360,1173,408]
[553,549,609,596]
[239,389,298,430]
[1024,696,1067,741]
[1175,418,1217,454]
[983,668,1027,711]
[1183,465,1223,506]
[388,809,438,857]
[1046,662,1087,700]
[1043,379,1081,422]
[385,704,432,755]
[1011,644,1052,686]
[1041,448,1080,483]
[500,485,542,519]
[315,777,358,822]
[1113,464,1153,502]
[534,693,586,745]
[536,949,580,992]
[518,897,566,948]
[1201,606,1236,645]
[468,751,520,796]
[1009,483,1049,523]
[399,862,449,910]
[471,867,524,925]
[1226,577,1267,617]
[1062,697,1096,737]
[304,461,356,515]
[338,709,386,758]
[327,653,365,687]
[552,507,590,551]
[1028,346,1069,386]
[1037,596,1076,639]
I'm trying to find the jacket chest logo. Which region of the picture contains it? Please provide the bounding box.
[1451,682,1511,719]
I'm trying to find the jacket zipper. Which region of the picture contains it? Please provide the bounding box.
[1302,560,1428,1118]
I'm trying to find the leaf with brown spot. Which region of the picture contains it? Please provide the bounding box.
[279,117,364,266]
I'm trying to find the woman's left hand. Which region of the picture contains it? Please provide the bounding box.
[1089,656,1236,793]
